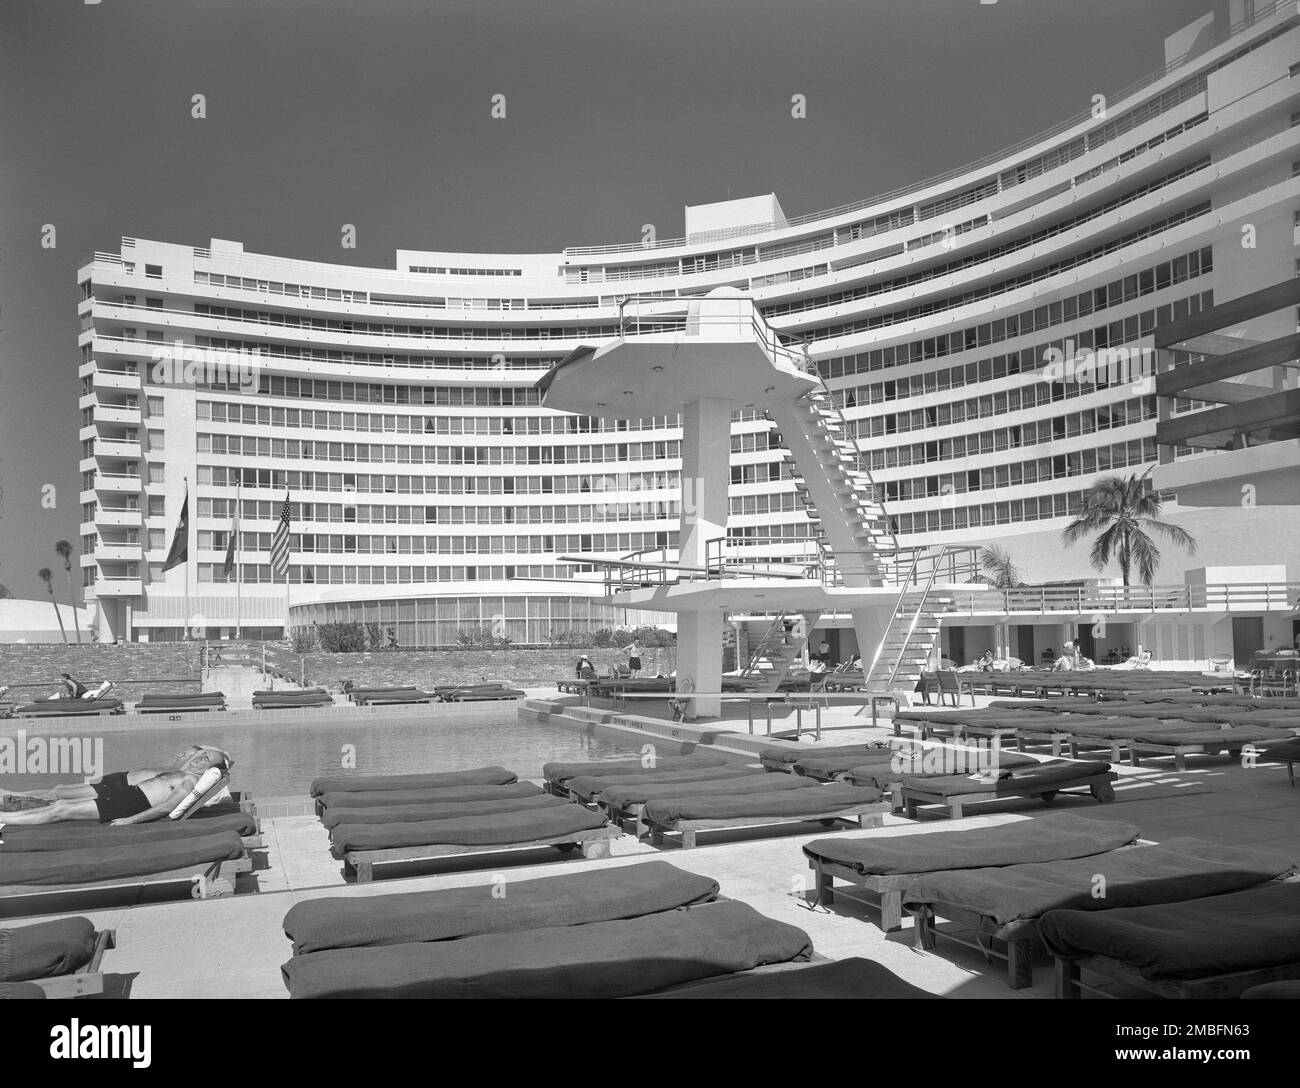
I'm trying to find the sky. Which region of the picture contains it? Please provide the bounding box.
[0,0,1216,601]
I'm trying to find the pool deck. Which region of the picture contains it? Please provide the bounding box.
[3,690,1297,1000]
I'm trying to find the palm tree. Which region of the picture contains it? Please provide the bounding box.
[1062,467,1196,586]
[978,544,1025,589]
[55,539,82,643]
[38,567,68,643]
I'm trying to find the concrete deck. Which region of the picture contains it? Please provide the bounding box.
[5,691,1296,1000]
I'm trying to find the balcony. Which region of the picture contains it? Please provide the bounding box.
[93,403,141,427]
[95,542,142,562]
[94,472,142,494]
[94,577,143,597]
[97,507,143,528]
[93,368,142,392]
[96,438,143,461]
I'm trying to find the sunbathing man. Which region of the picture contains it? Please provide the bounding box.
[0,745,232,826]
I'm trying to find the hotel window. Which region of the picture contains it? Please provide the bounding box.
[145,264,162,279]
[148,563,165,581]
[148,464,165,484]
[148,496,166,518]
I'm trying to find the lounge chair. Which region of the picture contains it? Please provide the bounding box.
[804,813,1141,933]
[596,772,822,827]
[542,753,731,797]
[0,831,250,916]
[252,689,335,708]
[310,766,517,797]
[758,744,887,774]
[133,692,227,713]
[640,956,940,999]
[13,699,125,718]
[904,838,1297,988]
[1261,739,1300,785]
[351,688,440,706]
[1043,883,1300,999]
[1124,723,1295,770]
[845,748,1041,808]
[0,917,116,998]
[282,860,719,955]
[318,792,560,830]
[0,809,260,851]
[900,758,1117,820]
[328,805,621,882]
[314,782,542,816]
[638,782,887,849]
[565,764,766,805]
[281,899,813,999]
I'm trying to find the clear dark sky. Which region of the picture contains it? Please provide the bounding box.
[0,0,1214,601]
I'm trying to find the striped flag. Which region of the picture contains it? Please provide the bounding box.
[222,491,240,578]
[162,484,189,572]
[270,491,291,578]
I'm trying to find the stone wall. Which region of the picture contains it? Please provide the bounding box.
[0,642,203,702]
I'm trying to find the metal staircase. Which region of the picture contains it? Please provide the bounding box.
[861,548,958,696]
[738,610,820,692]
[764,385,897,587]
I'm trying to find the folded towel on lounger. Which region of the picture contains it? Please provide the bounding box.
[803,813,1141,876]
[0,831,245,887]
[319,794,565,830]
[282,899,812,998]
[315,782,542,810]
[903,838,1297,926]
[641,783,883,826]
[310,766,517,797]
[0,916,98,981]
[0,811,257,851]
[600,773,821,809]
[567,765,764,801]
[283,860,719,954]
[542,753,730,788]
[328,805,610,858]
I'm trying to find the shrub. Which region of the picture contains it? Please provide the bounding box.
[290,627,318,654]
[316,621,367,653]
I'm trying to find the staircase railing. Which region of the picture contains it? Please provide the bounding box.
[884,546,954,690]
[742,611,793,677]
[864,547,928,686]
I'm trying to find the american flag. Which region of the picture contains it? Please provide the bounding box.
[270,491,291,578]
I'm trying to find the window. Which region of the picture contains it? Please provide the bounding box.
[145,264,162,279]
[148,495,166,518]
[148,529,165,551]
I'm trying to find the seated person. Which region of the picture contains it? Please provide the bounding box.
[574,655,596,680]
[1051,642,1079,671]
[0,745,232,826]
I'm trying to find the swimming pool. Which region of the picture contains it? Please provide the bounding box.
[0,710,652,799]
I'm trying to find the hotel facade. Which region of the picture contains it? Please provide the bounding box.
[77,1,1300,669]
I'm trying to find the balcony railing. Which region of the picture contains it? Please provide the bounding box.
[948,581,1300,615]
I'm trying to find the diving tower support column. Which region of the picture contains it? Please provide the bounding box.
[677,397,732,715]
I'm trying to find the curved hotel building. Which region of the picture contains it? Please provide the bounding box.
[77,1,1300,667]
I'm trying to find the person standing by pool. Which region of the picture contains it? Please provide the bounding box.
[622,640,642,677]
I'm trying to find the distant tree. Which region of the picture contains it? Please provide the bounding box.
[1062,468,1196,586]
[55,540,82,643]
[978,545,1025,589]
[38,567,67,643]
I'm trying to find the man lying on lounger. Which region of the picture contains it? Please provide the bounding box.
[0,745,233,826]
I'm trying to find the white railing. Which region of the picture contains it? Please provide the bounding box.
[948,582,1300,615]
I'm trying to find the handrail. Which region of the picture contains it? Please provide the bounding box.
[885,546,953,690]
[741,612,793,678]
[863,547,928,687]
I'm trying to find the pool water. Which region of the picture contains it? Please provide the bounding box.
[1,711,650,800]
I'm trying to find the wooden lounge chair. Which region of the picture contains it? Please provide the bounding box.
[28,928,117,998]
[344,824,621,883]
[1044,883,1300,999]
[900,759,1117,820]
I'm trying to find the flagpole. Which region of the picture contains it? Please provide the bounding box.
[183,476,191,642]
[235,481,242,640]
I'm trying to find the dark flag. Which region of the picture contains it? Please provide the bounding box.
[162,485,189,572]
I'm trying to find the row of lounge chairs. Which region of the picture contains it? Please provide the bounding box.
[957,668,1235,701]
[7,691,230,718]
[893,700,1300,773]
[804,812,1300,994]
[760,740,1117,819]
[0,775,260,917]
[309,766,619,882]
[279,860,935,999]
[545,753,888,848]
[341,682,525,704]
